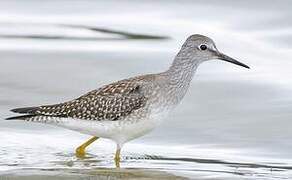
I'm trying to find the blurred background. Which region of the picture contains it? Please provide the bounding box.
[0,0,292,179]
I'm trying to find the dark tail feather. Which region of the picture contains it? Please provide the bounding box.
[5,114,37,120]
[10,107,39,114]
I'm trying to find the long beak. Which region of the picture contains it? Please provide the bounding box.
[216,52,250,69]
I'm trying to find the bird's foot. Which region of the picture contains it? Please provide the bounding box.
[115,156,120,168]
[75,146,86,158]
[75,136,98,159]
[115,148,121,168]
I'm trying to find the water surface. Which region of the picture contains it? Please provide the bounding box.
[1,0,292,179]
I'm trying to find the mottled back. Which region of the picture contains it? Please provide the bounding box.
[10,76,150,121]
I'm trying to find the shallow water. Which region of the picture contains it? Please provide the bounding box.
[1,0,292,179]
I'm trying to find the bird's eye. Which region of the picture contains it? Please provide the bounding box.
[199,44,207,51]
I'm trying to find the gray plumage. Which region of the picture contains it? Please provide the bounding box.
[6,34,250,168]
[6,34,249,164]
[7,34,249,129]
[9,77,148,121]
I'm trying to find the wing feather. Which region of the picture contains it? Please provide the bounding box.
[9,78,148,121]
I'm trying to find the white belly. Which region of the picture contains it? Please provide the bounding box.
[54,110,169,146]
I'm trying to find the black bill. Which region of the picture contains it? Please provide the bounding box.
[217,52,250,69]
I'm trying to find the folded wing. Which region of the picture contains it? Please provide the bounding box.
[8,79,147,121]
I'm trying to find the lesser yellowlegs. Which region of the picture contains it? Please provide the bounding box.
[6,34,249,167]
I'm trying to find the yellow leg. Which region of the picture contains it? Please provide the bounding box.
[75,136,98,158]
[115,147,121,168]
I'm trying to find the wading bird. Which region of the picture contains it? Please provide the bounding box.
[6,34,249,167]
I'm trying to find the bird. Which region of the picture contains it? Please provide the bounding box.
[6,34,249,168]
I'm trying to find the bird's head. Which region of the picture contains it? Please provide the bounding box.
[181,34,249,69]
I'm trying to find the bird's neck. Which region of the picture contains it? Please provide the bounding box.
[165,50,200,85]
[161,51,201,104]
